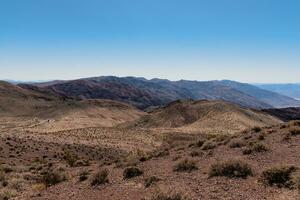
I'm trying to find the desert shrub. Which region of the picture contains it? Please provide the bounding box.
[173,159,198,172]
[289,127,300,136]
[201,141,216,150]
[229,139,246,148]
[250,142,268,152]
[252,126,262,133]
[63,151,79,167]
[144,176,160,188]
[261,166,298,188]
[91,169,109,186]
[79,170,89,182]
[209,160,253,178]
[123,167,143,179]
[289,121,300,127]
[0,190,16,200]
[42,169,66,187]
[243,142,268,154]
[291,171,300,190]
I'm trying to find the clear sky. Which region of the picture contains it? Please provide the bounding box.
[1,0,300,83]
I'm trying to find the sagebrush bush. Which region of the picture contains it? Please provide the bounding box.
[42,169,66,187]
[79,171,89,182]
[91,169,109,186]
[173,159,198,172]
[291,171,300,190]
[243,142,268,155]
[252,126,262,133]
[63,151,79,167]
[209,160,253,178]
[123,167,143,179]
[261,166,298,188]
[289,127,300,136]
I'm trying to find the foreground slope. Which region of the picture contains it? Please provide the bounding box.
[2,117,300,199]
[132,100,281,134]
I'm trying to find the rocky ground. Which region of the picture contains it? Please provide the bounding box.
[1,118,300,200]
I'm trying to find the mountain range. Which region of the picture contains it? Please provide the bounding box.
[17,76,300,110]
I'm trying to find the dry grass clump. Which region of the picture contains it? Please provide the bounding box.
[0,189,16,200]
[289,127,300,136]
[144,176,160,188]
[261,166,298,188]
[242,142,268,155]
[123,167,143,179]
[209,160,253,178]
[42,169,66,187]
[63,151,78,167]
[91,169,109,186]
[173,158,198,172]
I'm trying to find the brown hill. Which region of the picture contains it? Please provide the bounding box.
[0,81,145,130]
[132,100,281,134]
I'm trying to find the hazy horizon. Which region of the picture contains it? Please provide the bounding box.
[1,1,300,83]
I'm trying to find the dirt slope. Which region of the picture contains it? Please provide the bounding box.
[132,100,281,134]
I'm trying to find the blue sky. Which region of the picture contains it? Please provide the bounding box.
[0,0,300,83]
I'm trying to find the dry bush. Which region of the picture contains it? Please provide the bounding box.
[252,126,262,133]
[42,169,66,187]
[261,166,298,188]
[173,158,198,172]
[0,189,16,200]
[209,160,253,178]
[243,142,268,155]
[291,171,300,190]
[63,151,79,167]
[123,167,143,179]
[79,170,89,182]
[289,127,300,136]
[144,176,160,188]
[91,169,109,186]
